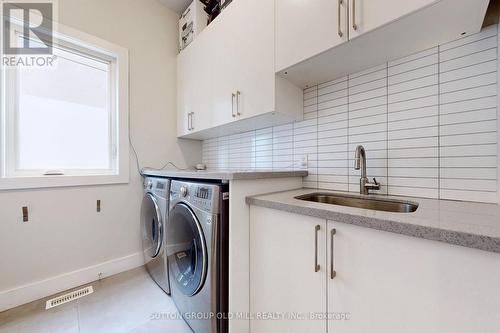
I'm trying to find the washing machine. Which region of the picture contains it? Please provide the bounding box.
[167,180,229,333]
[141,176,170,294]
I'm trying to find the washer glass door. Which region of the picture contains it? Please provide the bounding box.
[141,193,163,259]
[167,203,208,296]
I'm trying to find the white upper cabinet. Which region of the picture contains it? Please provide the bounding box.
[276,0,439,72]
[276,0,348,72]
[179,0,490,138]
[207,9,238,129]
[225,0,276,122]
[277,0,490,88]
[348,0,439,38]
[177,31,212,136]
[177,0,302,140]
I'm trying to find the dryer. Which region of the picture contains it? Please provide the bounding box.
[141,177,170,294]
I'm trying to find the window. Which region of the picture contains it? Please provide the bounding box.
[1,22,129,189]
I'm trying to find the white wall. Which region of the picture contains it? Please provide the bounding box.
[0,0,201,309]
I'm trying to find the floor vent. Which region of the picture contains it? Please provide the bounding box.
[45,286,94,310]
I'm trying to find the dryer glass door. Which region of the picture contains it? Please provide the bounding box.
[167,203,208,297]
[141,193,163,259]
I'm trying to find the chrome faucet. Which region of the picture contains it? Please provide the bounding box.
[354,145,380,195]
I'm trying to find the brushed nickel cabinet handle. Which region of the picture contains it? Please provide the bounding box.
[330,228,337,279]
[187,113,191,130]
[231,93,236,118]
[314,225,321,272]
[352,0,358,30]
[236,91,241,116]
[190,112,194,130]
[338,0,344,37]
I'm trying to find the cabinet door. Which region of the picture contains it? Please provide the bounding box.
[227,0,276,121]
[208,0,276,127]
[209,16,238,128]
[276,0,348,72]
[328,221,500,333]
[348,0,439,39]
[250,206,327,333]
[177,33,213,137]
[177,43,194,136]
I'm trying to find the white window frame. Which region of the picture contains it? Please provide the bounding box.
[0,20,129,190]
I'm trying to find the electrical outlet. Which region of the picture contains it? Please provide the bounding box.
[300,156,308,169]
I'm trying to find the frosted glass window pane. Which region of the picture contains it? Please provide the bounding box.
[16,47,111,170]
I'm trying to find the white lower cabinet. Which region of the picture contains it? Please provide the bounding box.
[250,206,327,333]
[250,205,500,333]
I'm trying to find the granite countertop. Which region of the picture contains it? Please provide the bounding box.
[141,168,308,180]
[246,188,500,254]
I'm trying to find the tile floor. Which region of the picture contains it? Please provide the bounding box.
[0,267,192,333]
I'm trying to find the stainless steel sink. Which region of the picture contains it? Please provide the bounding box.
[295,193,419,213]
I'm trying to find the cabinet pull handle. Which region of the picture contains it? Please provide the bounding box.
[314,225,321,272]
[337,0,343,37]
[231,93,236,118]
[187,113,191,130]
[330,228,337,279]
[236,91,241,116]
[352,0,358,30]
[190,112,194,130]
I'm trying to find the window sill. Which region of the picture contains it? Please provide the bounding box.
[0,173,129,190]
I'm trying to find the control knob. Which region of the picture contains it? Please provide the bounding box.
[180,186,188,197]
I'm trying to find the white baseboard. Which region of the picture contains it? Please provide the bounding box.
[0,252,144,312]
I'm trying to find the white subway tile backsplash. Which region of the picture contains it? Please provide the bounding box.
[388,168,438,178]
[389,47,438,66]
[440,60,496,83]
[440,120,496,136]
[441,168,496,180]
[440,189,497,203]
[441,156,497,168]
[440,48,497,73]
[388,137,437,149]
[202,26,498,203]
[440,132,497,146]
[388,116,438,131]
[440,108,496,124]
[389,65,439,86]
[441,83,497,104]
[440,144,497,157]
[388,54,438,76]
[388,95,438,113]
[439,36,497,62]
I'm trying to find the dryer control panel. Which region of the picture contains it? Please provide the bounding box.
[143,177,169,200]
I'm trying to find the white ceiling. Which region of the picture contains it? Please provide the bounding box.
[158,0,192,14]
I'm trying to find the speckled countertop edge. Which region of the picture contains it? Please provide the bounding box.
[246,190,500,254]
[141,169,308,180]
